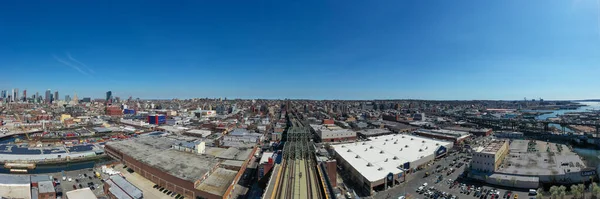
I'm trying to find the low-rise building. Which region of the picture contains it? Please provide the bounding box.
[331,134,452,195]
[38,181,56,199]
[414,129,471,144]
[310,124,356,142]
[103,175,143,199]
[471,140,509,173]
[65,187,97,199]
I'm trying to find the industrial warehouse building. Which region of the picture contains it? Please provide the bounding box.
[105,135,255,199]
[414,129,471,144]
[470,139,592,189]
[331,134,452,195]
[310,124,356,142]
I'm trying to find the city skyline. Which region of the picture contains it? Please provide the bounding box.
[2,1,600,100]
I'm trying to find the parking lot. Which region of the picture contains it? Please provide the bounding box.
[57,168,105,197]
[113,164,183,199]
[375,137,536,199]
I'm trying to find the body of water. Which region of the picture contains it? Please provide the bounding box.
[527,102,600,132]
[0,157,114,174]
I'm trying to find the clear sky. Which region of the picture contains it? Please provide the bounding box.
[1,0,600,100]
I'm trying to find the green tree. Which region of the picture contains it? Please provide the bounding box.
[578,184,586,199]
[592,183,600,199]
[550,185,560,199]
[558,185,567,199]
[536,188,544,199]
[571,184,581,199]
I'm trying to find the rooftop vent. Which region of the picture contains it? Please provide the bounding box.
[367,163,373,167]
[405,145,409,148]
[383,142,386,145]
[365,148,368,151]
[426,147,428,149]
[422,140,425,143]
[347,149,352,152]
[394,141,398,144]
[419,149,423,152]
[400,148,403,151]
[341,145,345,148]
[385,158,389,162]
[378,167,383,171]
[393,156,398,160]
[402,136,405,138]
[356,155,360,158]
[436,143,439,146]
[370,146,374,149]
[380,150,384,154]
[411,138,414,140]
[385,139,389,141]
[362,143,366,145]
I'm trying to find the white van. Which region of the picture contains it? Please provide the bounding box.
[529,189,537,195]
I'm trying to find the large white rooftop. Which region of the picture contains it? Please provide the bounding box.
[332,134,452,182]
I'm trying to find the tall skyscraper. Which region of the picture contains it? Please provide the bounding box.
[73,92,78,103]
[54,91,59,101]
[106,91,112,103]
[1,90,5,99]
[65,95,71,103]
[22,90,26,102]
[45,89,51,103]
[14,88,18,102]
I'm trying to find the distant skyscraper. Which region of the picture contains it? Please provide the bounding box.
[14,88,18,102]
[1,90,5,99]
[73,92,78,103]
[22,90,26,102]
[11,89,15,102]
[106,91,112,103]
[65,95,71,103]
[45,89,51,103]
[54,91,59,101]
[35,92,39,103]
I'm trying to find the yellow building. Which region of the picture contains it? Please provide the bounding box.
[60,114,72,123]
[471,140,509,173]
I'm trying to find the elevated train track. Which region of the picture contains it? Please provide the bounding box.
[271,112,323,199]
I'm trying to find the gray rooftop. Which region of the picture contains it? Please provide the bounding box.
[107,175,143,199]
[0,174,30,184]
[196,168,238,197]
[38,181,55,193]
[497,140,586,176]
[30,175,51,183]
[106,136,220,182]
[216,147,252,161]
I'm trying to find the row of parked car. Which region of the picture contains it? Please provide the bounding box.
[418,183,459,199]
[153,184,184,199]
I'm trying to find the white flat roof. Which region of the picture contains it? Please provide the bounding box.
[66,187,98,199]
[332,134,452,182]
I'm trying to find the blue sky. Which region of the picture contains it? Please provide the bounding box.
[1,0,600,100]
